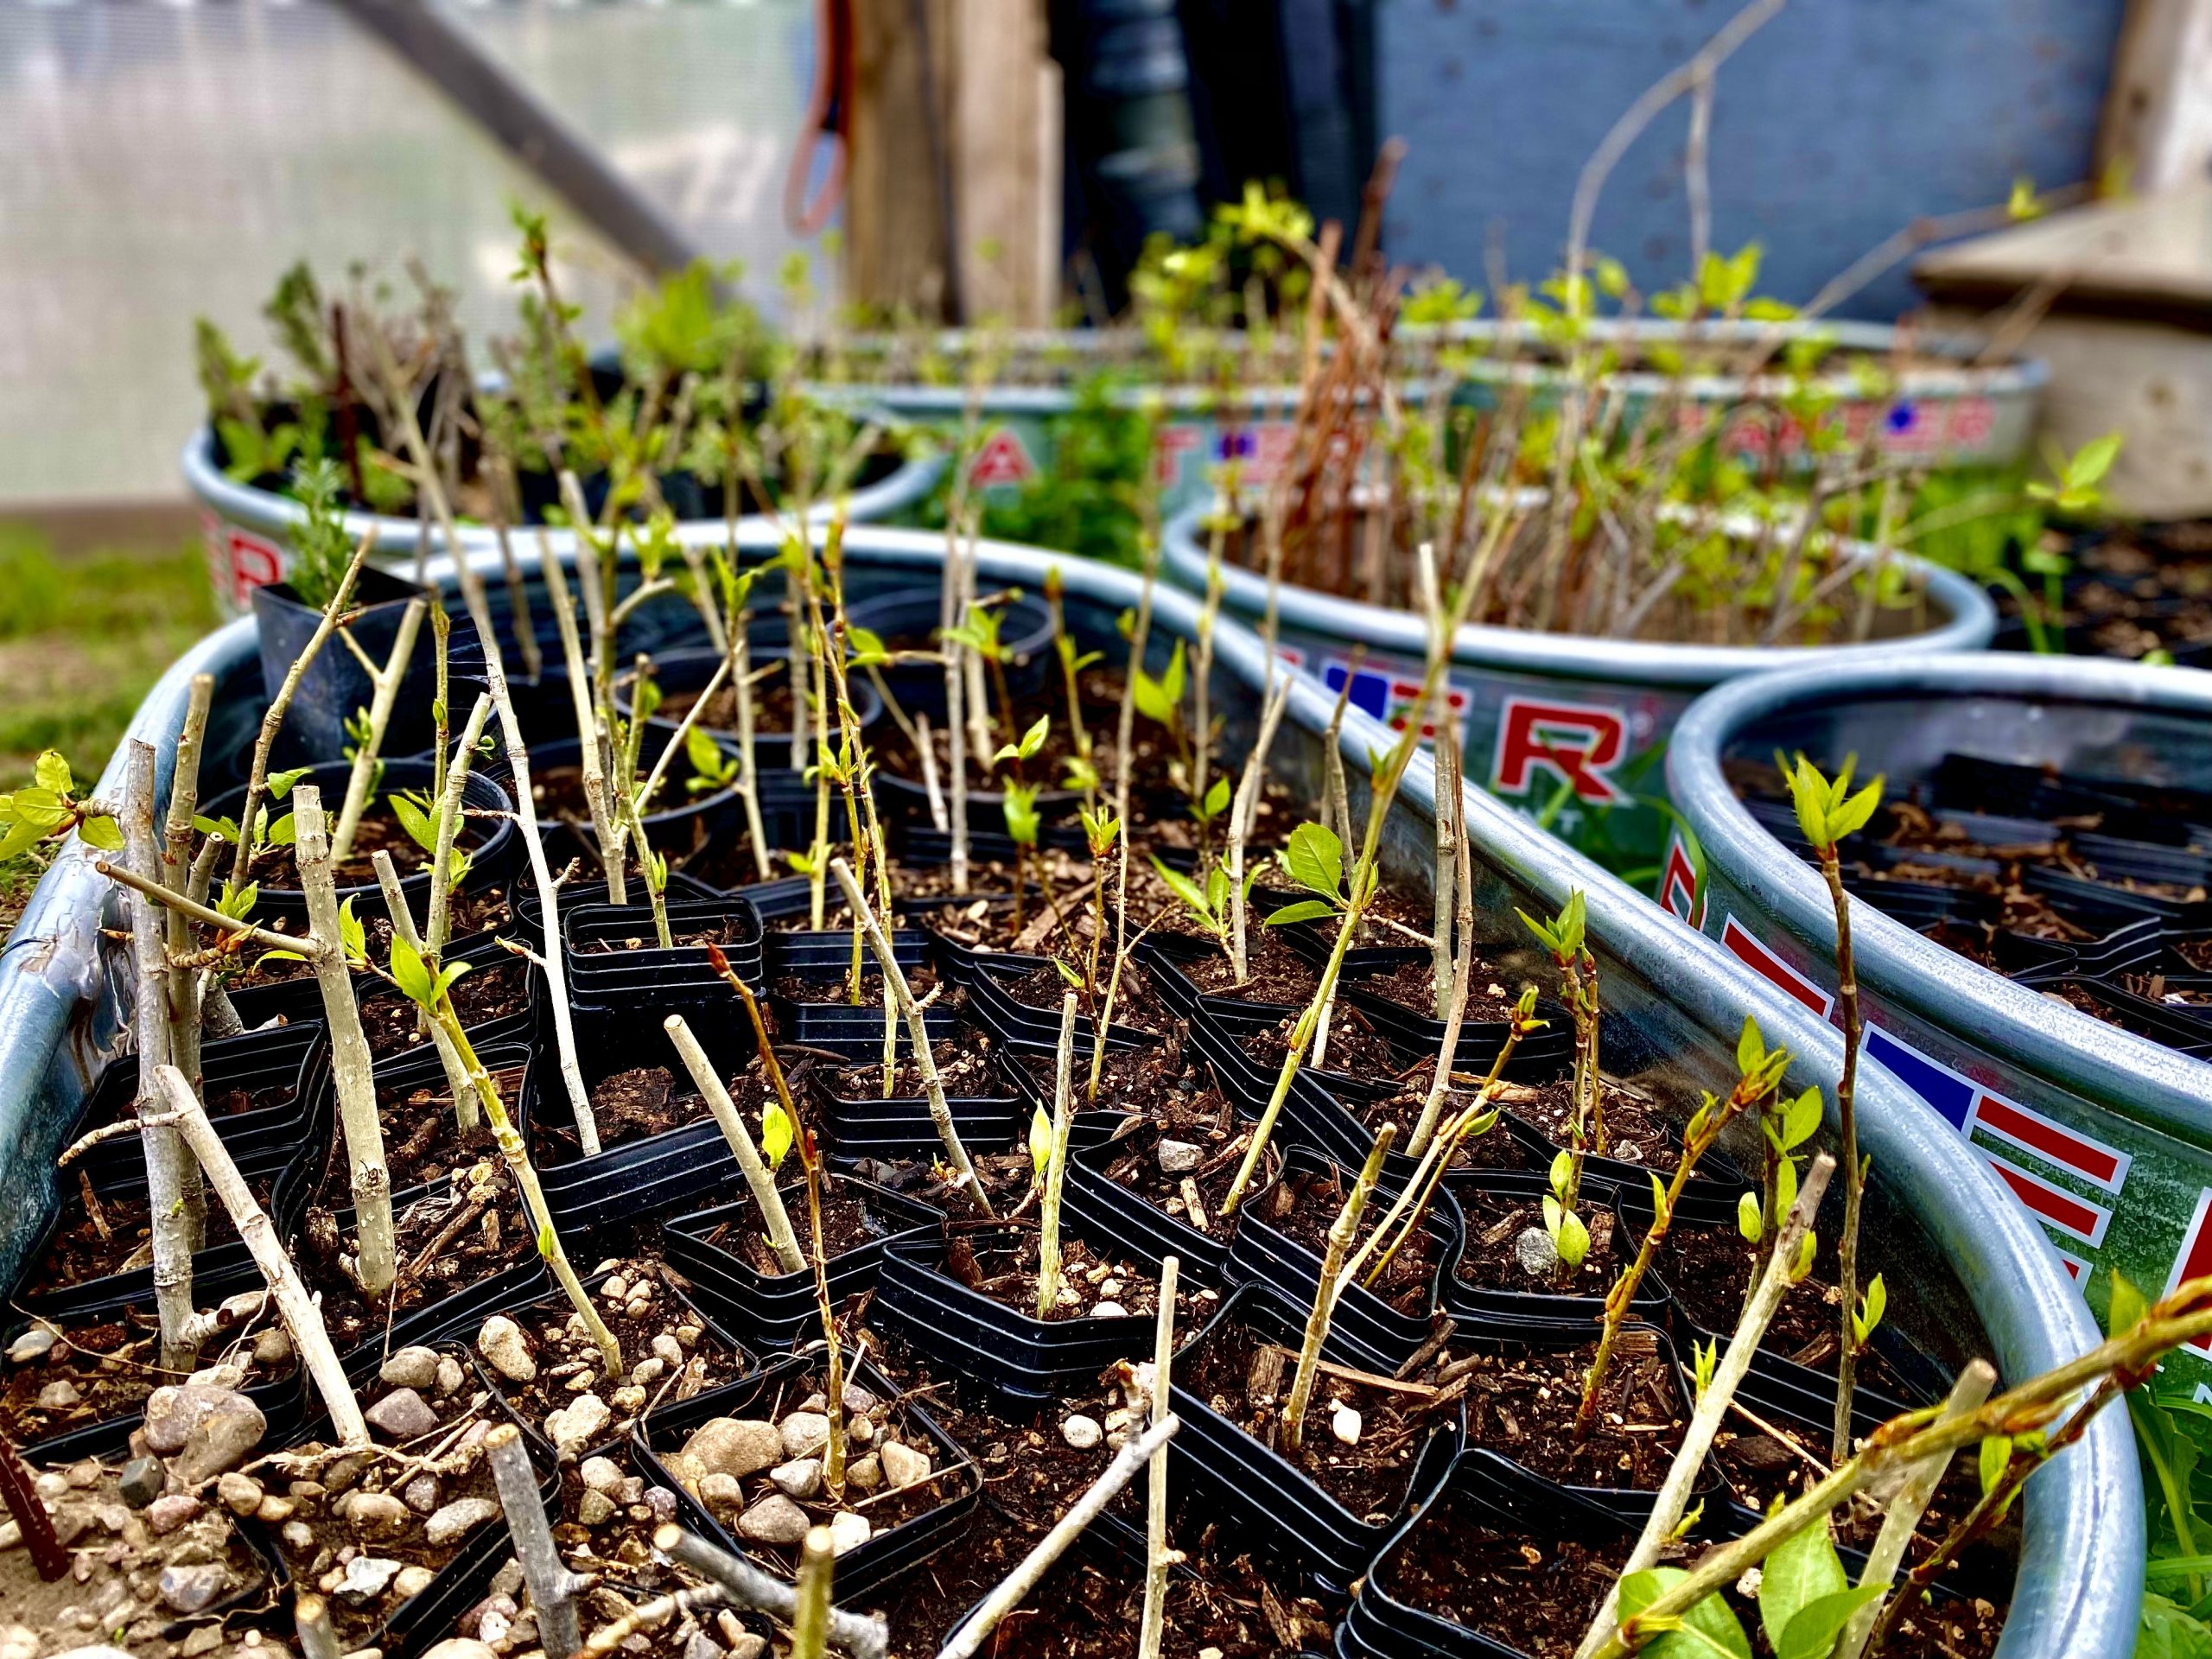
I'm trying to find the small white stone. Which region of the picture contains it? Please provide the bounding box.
[5,1327,55,1365]
[1331,1401,1363,1446]
[1156,1140,1202,1174]
[580,1456,626,1495]
[1091,1301,1128,1319]
[828,1510,872,1555]
[477,1316,536,1383]
[1514,1226,1560,1279]
[779,1411,833,1459]
[545,1392,611,1454]
[771,1458,823,1499]
[337,1555,403,1604]
[878,1440,931,1489]
[1062,1414,1103,1450]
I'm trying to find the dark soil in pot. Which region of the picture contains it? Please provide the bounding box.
[1084,1099,1284,1245]
[359,1060,522,1193]
[0,1305,299,1447]
[1351,1058,1530,1173]
[1453,1183,1623,1300]
[1503,1075,1697,1173]
[1182,1314,1438,1523]
[225,885,517,1001]
[1636,1218,1925,1404]
[1454,1331,1688,1492]
[831,1038,1008,1103]
[32,1163,283,1288]
[1247,1161,1440,1319]
[935,1227,1200,1325]
[868,1332,1324,1656]
[776,964,944,1007]
[304,1173,535,1356]
[360,957,530,1059]
[686,1166,885,1276]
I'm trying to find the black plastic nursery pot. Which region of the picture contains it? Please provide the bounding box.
[632,1345,982,1603]
[1609,1184,1955,1427]
[616,645,887,752]
[1440,1169,1659,1332]
[262,1340,563,1659]
[252,565,440,766]
[664,1173,946,1350]
[198,757,518,927]
[815,1070,1025,1164]
[1165,1284,1465,1593]
[0,525,2139,1657]
[518,1046,756,1235]
[868,1225,1177,1396]
[226,923,530,1051]
[486,732,760,871]
[1060,1116,1240,1288]
[1337,1447,1726,1659]
[845,586,1056,718]
[1228,1144,1465,1374]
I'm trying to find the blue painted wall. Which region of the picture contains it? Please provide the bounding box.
[1376,0,2126,319]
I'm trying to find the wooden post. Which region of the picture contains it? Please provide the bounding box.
[2097,0,2212,194]
[846,0,1061,322]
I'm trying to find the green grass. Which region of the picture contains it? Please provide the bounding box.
[0,524,220,931]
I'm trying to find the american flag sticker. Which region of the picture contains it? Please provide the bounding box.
[1719,914,1834,1019]
[1978,1151,2112,1248]
[2164,1188,2212,1355]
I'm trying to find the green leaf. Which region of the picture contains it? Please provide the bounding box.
[1284,821,1344,902]
[2108,1269,2148,1338]
[264,811,296,849]
[2066,432,2122,493]
[337,896,366,967]
[1828,776,1886,842]
[1758,1515,1848,1653]
[1738,1190,1764,1243]
[1131,667,1174,727]
[434,961,473,1002]
[1016,714,1050,761]
[1781,1086,1823,1150]
[760,1103,793,1170]
[686,723,727,780]
[1160,639,1186,705]
[1002,782,1040,849]
[1776,1587,1889,1659]
[1549,1148,1573,1202]
[1200,774,1231,822]
[1551,1206,1590,1271]
[0,814,44,863]
[1262,899,1336,928]
[387,791,437,854]
[1030,1105,1053,1179]
[1053,957,1084,988]
[267,766,312,801]
[1853,1274,1887,1346]
[2139,1595,2212,1659]
[1621,1568,1753,1659]
[1150,857,1216,928]
[1979,1433,2013,1498]
[1737,1017,1767,1077]
[33,751,72,795]
[1774,1154,1798,1224]
[79,815,125,853]
[10,788,63,831]
[194,814,240,843]
[253,949,309,969]
[390,938,435,1008]
[844,624,890,668]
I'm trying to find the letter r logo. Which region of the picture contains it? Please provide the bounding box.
[1490,696,1629,804]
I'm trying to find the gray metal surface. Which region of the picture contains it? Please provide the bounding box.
[0,529,2133,1655]
[1669,651,2212,1388]
[1161,498,1997,884]
[181,425,944,615]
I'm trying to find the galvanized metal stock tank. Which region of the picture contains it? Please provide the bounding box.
[1161,500,1999,887]
[0,531,2133,1657]
[1669,651,2212,1387]
[180,424,944,619]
